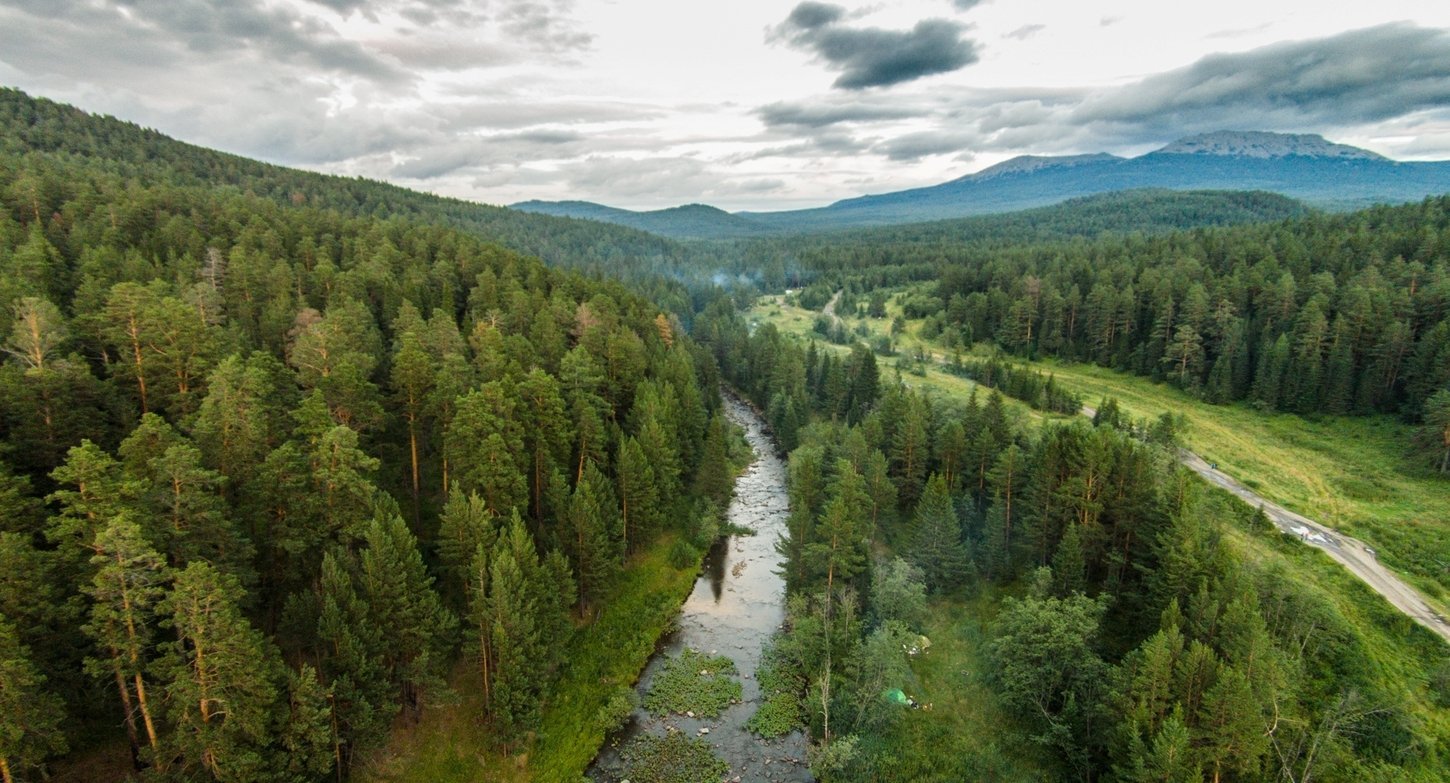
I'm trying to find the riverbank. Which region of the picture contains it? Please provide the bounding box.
[589,392,811,782]
[356,533,700,783]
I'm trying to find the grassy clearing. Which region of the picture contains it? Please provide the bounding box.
[851,591,1045,781]
[1220,501,1450,755]
[1013,357,1450,605]
[357,533,698,783]
[751,293,1449,606]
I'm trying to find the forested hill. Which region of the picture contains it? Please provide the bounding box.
[788,195,1450,421]
[739,189,1311,253]
[0,88,716,305]
[0,88,738,781]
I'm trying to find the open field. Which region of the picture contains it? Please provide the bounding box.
[1017,357,1450,607]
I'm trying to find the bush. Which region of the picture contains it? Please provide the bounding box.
[618,733,729,783]
[668,538,701,570]
[596,686,639,734]
[645,648,742,718]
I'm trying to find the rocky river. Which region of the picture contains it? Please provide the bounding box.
[589,391,812,782]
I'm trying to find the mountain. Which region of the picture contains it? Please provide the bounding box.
[512,200,771,239]
[740,131,1450,233]
[527,131,1450,239]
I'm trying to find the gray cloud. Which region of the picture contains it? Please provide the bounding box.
[775,3,980,89]
[953,0,985,10]
[876,129,983,161]
[787,1,845,30]
[1073,23,1450,140]
[759,23,1450,167]
[1006,24,1045,41]
[757,100,920,128]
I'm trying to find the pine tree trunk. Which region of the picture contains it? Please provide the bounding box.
[111,665,142,768]
[408,418,421,525]
[134,673,160,754]
[126,315,149,413]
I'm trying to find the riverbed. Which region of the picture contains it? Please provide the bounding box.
[589,392,812,782]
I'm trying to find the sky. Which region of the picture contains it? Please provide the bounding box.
[4,1,1450,211]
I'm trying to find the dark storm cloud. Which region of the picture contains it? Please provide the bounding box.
[1074,23,1450,137]
[775,3,980,89]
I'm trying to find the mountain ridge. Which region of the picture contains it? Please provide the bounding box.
[521,130,1450,238]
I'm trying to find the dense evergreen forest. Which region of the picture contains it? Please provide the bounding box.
[0,90,739,782]
[761,198,1450,422]
[694,303,1449,781]
[0,88,744,315]
[3,86,1448,783]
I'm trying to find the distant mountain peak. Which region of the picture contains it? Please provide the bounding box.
[965,153,1123,181]
[1155,131,1387,161]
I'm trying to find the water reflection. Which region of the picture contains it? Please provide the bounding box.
[587,392,812,782]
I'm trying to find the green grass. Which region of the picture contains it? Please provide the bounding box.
[357,533,699,783]
[1012,357,1450,606]
[849,592,1045,781]
[754,293,1450,607]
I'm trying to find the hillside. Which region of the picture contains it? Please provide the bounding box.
[0,86,735,783]
[511,200,773,240]
[0,88,708,299]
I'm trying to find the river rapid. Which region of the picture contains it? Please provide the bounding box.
[589,391,812,782]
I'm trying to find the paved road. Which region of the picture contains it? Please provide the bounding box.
[1079,405,1450,644]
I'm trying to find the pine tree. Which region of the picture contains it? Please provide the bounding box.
[518,368,571,524]
[907,474,971,593]
[314,549,392,772]
[280,664,336,783]
[803,460,871,595]
[890,392,930,509]
[0,619,67,783]
[692,411,732,507]
[357,507,458,718]
[1052,522,1087,596]
[445,384,528,517]
[390,325,436,524]
[616,435,660,554]
[435,488,497,606]
[567,461,623,611]
[83,515,167,765]
[158,561,282,782]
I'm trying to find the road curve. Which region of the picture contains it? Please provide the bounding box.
[1178,449,1450,644]
[806,297,1449,644]
[1079,405,1450,644]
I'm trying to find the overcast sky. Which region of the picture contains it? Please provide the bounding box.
[4,1,1450,210]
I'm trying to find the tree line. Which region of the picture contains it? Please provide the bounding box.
[0,126,730,780]
[695,301,1449,782]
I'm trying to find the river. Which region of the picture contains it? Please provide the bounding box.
[589,392,812,782]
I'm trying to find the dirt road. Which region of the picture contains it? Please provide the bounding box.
[1178,449,1450,644]
[1077,405,1450,644]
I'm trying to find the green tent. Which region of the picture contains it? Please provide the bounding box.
[886,688,910,706]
